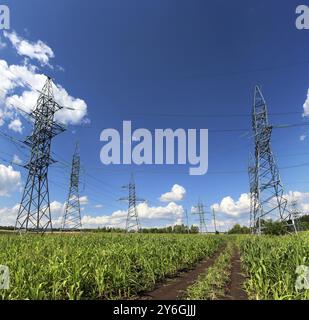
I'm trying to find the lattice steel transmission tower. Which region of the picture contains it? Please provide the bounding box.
[192,200,207,234]
[248,152,258,232]
[15,77,65,233]
[289,196,303,231]
[212,208,217,233]
[61,142,82,231]
[184,209,190,234]
[119,174,145,232]
[250,85,297,234]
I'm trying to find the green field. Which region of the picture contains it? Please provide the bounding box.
[0,233,222,299]
[240,232,309,300]
[0,232,308,300]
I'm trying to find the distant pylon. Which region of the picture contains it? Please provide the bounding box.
[184,209,190,234]
[192,200,207,234]
[119,174,145,232]
[289,196,303,231]
[15,77,65,234]
[212,208,217,233]
[61,142,82,231]
[250,86,297,234]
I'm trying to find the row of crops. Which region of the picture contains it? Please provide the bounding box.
[0,233,223,300]
[239,232,309,300]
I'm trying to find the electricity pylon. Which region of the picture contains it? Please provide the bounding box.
[250,85,297,234]
[61,142,82,231]
[15,77,65,234]
[248,152,258,232]
[212,208,217,233]
[289,196,303,231]
[184,209,190,234]
[192,200,207,234]
[119,174,145,232]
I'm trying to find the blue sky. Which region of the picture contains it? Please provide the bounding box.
[1,0,309,230]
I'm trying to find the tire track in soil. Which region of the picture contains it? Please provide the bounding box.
[223,249,248,300]
[140,246,225,300]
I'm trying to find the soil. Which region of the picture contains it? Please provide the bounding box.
[140,247,224,300]
[223,250,248,300]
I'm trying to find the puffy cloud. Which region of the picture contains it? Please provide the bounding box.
[0,59,88,125]
[138,201,184,219]
[0,110,5,126]
[190,205,202,214]
[4,31,54,65]
[79,196,88,205]
[0,164,22,196]
[211,193,250,217]
[303,89,309,117]
[0,203,19,226]
[0,202,66,228]
[284,191,309,214]
[81,202,184,229]
[0,60,16,99]
[67,195,88,205]
[211,190,309,225]
[284,191,308,202]
[160,184,186,202]
[12,154,23,165]
[8,118,22,133]
[0,196,88,227]
[50,200,65,218]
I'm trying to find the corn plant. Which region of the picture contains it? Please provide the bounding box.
[0,233,223,300]
[239,232,309,300]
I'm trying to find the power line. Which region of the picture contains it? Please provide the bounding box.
[90,110,303,119]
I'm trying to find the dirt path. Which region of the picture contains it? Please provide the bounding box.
[223,250,248,300]
[141,247,224,300]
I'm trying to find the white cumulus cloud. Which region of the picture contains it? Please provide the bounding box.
[79,195,88,205]
[211,193,250,217]
[0,59,88,125]
[303,89,309,117]
[0,203,19,226]
[50,200,65,218]
[4,31,54,66]
[0,164,22,196]
[81,202,184,229]
[160,184,186,202]
[8,118,22,133]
